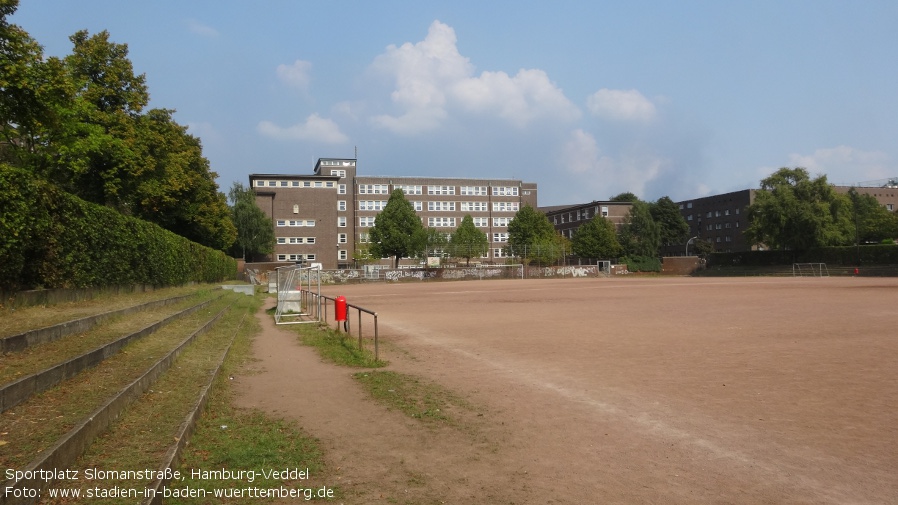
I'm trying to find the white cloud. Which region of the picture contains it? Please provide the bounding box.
[453,69,580,125]
[587,88,656,122]
[785,145,892,184]
[370,20,579,134]
[560,129,666,198]
[257,114,348,144]
[276,60,312,91]
[186,19,219,38]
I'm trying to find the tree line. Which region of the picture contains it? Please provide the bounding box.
[0,1,263,256]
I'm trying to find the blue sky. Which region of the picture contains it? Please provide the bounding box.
[12,1,898,206]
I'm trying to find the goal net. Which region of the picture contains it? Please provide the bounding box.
[792,262,829,277]
[274,265,321,324]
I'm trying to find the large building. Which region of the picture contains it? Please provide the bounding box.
[676,189,756,253]
[250,158,538,269]
[541,201,633,240]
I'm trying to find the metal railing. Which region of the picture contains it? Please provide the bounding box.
[301,290,380,361]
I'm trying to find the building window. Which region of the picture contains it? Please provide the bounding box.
[359,200,388,211]
[359,233,370,243]
[492,217,511,227]
[293,204,299,214]
[360,216,376,227]
[338,201,346,211]
[411,201,423,211]
[338,216,347,227]
[338,250,348,260]
[292,181,299,187]
[492,233,509,243]
[305,254,316,261]
[494,248,511,258]
[427,217,456,227]
[428,201,456,211]
[461,201,488,212]
[338,184,346,195]
[427,185,456,195]
[330,169,346,178]
[473,217,489,227]
[359,184,389,194]
[493,202,519,212]
[338,233,347,244]
[492,186,519,197]
[395,185,422,195]
[255,180,265,187]
[687,214,693,221]
[277,237,286,244]
[460,186,487,196]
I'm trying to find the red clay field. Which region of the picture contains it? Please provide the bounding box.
[237,276,898,504]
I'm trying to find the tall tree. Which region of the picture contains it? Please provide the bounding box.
[450,214,489,266]
[369,189,425,268]
[227,182,274,260]
[0,0,71,169]
[746,167,853,250]
[609,191,640,203]
[618,200,661,257]
[507,205,560,265]
[650,196,690,246]
[849,188,898,244]
[572,216,622,259]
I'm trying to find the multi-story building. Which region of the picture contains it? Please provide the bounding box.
[676,189,756,253]
[542,201,633,240]
[250,158,538,269]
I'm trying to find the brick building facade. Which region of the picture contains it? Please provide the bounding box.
[250,158,538,269]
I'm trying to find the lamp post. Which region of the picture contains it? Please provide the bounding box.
[685,236,698,256]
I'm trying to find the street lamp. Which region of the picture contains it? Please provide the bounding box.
[685,236,698,256]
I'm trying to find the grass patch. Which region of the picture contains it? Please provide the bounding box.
[168,297,334,503]
[294,323,387,369]
[353,370,472,426]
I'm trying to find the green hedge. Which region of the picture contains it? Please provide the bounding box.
[1,165,236,291]
[710,245,898,267]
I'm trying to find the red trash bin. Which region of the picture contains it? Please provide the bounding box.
[335,296,347,322]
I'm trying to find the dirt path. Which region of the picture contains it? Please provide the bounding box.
[236,278,898,504]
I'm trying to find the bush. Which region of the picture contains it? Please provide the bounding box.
[0,165,236,291]
[620,255,662,272]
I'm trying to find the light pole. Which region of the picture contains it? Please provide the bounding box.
[685,236,698,256]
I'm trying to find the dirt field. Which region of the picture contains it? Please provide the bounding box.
[236,276,898,504]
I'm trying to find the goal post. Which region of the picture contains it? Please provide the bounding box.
[274,264,322,324]
[792,262,829,277]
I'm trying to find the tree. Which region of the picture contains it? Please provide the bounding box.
[618,200,661,257]
[227,182,274,260]
[746,167,853,250]
[450,214,489,266]
[650,196,690,246]
[572,216,622,259]
[609,192,639,203]
[507,205,558,264]
[420,227,449,261]
[0,1,72,170]
[369,189,425,268]
[849,188,898,244]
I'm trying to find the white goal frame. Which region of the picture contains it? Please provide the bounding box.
[792,262,830,277]
[274,264,321,324]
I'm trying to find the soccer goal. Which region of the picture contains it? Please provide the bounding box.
[792,262,830,277]
[274,264,322,324]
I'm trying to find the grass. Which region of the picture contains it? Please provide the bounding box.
[352,370,475,427]
[288,319,387,369]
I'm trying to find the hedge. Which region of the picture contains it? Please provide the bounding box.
[1,165,236,291]
[709,245,898,267]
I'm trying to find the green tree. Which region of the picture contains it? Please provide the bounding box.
[450,214,489,266]
[0,1,72,169]
[849,188,898,244]
[650,196,690,246]
[746,167,853,250]
[572,216,622,259]
[227,182,274,260]
[421,227,449,261]
[369,189,425,268]
[507,204,557,264]
[609,191,640,203]
[618,200,661,257]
